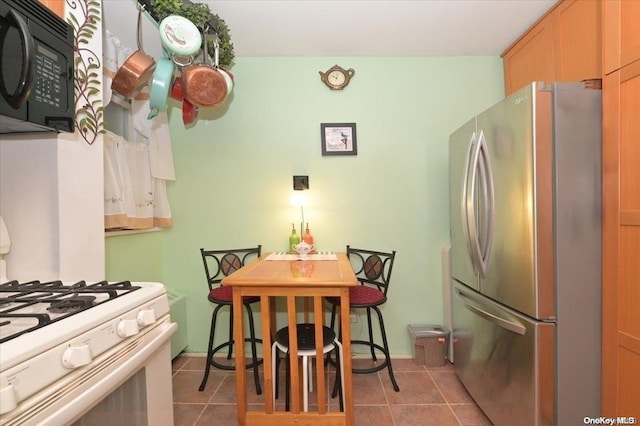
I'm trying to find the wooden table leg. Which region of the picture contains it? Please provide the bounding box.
[340,287,355,425]
[232,289,247,425]
[260,296,274,413]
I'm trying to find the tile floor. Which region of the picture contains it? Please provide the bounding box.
[171,354,493,425]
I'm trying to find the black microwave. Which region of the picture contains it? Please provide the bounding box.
[0,0,74,134]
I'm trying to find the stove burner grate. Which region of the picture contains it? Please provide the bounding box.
[48,296,96,313]
[0,280,141,343]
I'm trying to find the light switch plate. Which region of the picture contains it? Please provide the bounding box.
[293,175,309,190]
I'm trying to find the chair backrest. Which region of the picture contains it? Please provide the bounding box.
[346,246,396,296]
[200,246,262,291]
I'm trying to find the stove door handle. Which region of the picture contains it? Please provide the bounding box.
[62,344,93,369]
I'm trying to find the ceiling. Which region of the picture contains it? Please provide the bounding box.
[103,0,556,60]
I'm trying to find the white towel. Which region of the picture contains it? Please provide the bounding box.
[149,111,176,180]
[132,96,152,139]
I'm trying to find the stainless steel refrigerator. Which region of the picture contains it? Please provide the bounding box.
[449,82,602,426]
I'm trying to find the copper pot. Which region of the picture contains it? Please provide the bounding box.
[111,6,156,98]
[181,32,227,108]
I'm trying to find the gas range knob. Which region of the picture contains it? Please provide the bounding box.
[0,384,17,414]
[137,309,157,327]
[62,344,92,369]
[117,318,140,338]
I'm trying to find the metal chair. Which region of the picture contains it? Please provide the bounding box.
[325,246,400,392]
[272,323,345,412]
[198,246,263,394]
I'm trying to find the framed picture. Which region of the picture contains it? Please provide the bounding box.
[320,123,357,156]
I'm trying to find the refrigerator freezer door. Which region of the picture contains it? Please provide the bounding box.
[449,117,480,291]
[452,280,555,426]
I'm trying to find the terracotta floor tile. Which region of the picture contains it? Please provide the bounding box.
[450,403,493,425]
[351,372,387,404]
[173,403,206,426]
[171,355,493,425]
[194,404,237,426]
[430,371,476,404]
[390,404,460,425]
[390,358,428,372]
[353,405,394,426]
[209,372,264,404]
[172,356,189,372]
[382,371,446,405]
[182,356,208,371]
[426,360,455,372]
[173,370,221,404]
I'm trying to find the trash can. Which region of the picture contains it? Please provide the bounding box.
[407,324,449,367]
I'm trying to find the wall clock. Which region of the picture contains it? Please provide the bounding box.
[319,65,355,90]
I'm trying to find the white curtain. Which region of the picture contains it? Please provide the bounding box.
[103,30,175,230]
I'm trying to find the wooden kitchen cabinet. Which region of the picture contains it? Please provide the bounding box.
[502,0,601,95]
[603,0,640,75]
[602,4,640,415]
[551,0,601,82]
[502,13,555,95]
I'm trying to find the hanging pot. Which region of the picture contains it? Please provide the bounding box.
[159,15,202,66]
[182,98,198,126]
[181,31,228,108]
[111,5,156,98]
[218,67,234,95]
[212,38,233,96]
[169,77,184,101]
[147,57,175,120]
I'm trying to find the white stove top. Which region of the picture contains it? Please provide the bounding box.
[0,280,168,370]
[0,280,173,422]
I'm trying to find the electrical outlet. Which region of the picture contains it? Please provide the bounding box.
[350,312,357,323]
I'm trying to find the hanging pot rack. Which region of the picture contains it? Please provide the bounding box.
[135,0,234,68]
[136,0,219,34]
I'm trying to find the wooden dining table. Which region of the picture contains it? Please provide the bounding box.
[222,252,358,425]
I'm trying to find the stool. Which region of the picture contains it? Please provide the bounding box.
[272,323,345,412]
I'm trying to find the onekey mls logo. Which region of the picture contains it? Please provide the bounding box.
[584,417,637,425]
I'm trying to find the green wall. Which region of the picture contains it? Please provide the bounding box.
[106,230,164,282]
[106,56,505,356]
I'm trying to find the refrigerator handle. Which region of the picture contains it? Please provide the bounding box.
[477,130,495,275]
[465,132,483,275]
[455,287,526,335]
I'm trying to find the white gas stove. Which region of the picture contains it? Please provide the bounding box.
[0,218,176,425]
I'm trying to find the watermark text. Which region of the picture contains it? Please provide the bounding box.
[584,417,637,425]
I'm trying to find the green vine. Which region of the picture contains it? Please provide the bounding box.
[150,0,235,67]
[66,0,105,145]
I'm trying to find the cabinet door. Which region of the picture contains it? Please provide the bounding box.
[552,0,601,81]
[602,59,640,418]
[502,16,555,95]
[604,0,640,74]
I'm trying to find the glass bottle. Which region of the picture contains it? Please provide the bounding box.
[303,223,314,245]
[289,223,300,253]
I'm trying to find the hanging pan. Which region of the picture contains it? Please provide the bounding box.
[212,37,234,96]
[111,5,156,98]
[147,56,175,120]
[182,98,199,126]
[181,30,228,109]
[159,15,202,65]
